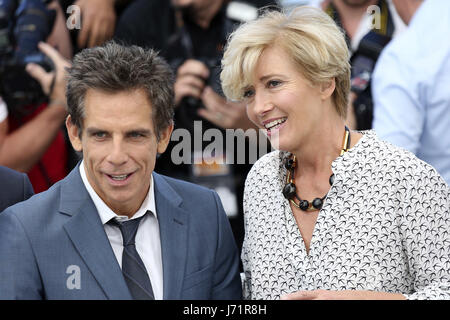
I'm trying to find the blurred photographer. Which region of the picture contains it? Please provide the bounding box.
[0,0,72,193]
[114,0,277,260]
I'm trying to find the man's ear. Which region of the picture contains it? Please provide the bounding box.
[66,115,82,152]
[156,122,174,154]
[320,78,336,100]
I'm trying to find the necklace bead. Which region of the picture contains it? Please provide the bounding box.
[299,200,309,211]
[285,158,295,170]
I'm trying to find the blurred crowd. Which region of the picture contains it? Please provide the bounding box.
[0,0,449,256]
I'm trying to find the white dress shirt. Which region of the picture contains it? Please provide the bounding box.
[79,161,163,299]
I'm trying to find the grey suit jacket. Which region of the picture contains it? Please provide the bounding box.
[0,165,242,299]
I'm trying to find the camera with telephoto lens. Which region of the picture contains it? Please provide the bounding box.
[0,0,55,117]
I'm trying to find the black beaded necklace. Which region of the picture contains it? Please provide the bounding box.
[282,126,351,212]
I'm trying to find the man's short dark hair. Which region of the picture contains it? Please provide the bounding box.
[66,41,175,140]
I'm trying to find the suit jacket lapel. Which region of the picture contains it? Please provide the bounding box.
[60,165,131,300]
[153,173,188,300]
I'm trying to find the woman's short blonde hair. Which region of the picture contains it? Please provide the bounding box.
[221,6,351,118]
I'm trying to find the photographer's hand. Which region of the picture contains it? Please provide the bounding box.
[199,86,257,130]
[174,59,210,106]
[25,42,71,105]
[75,0,116,48]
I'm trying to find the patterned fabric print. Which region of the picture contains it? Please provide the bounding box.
[242,130,450,300]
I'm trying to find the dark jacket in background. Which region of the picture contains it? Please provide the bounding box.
[0,166,34,212]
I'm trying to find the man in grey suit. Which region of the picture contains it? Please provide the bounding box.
[0,41,242,300]
[0,166,34,212]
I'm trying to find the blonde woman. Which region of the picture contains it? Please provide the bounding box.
[221,6,450,300]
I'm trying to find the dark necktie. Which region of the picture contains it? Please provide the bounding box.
[110,213,154,300]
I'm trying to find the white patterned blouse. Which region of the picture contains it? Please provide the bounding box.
[242,130,450,300]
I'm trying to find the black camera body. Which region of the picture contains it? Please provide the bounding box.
[0,0,55,117]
